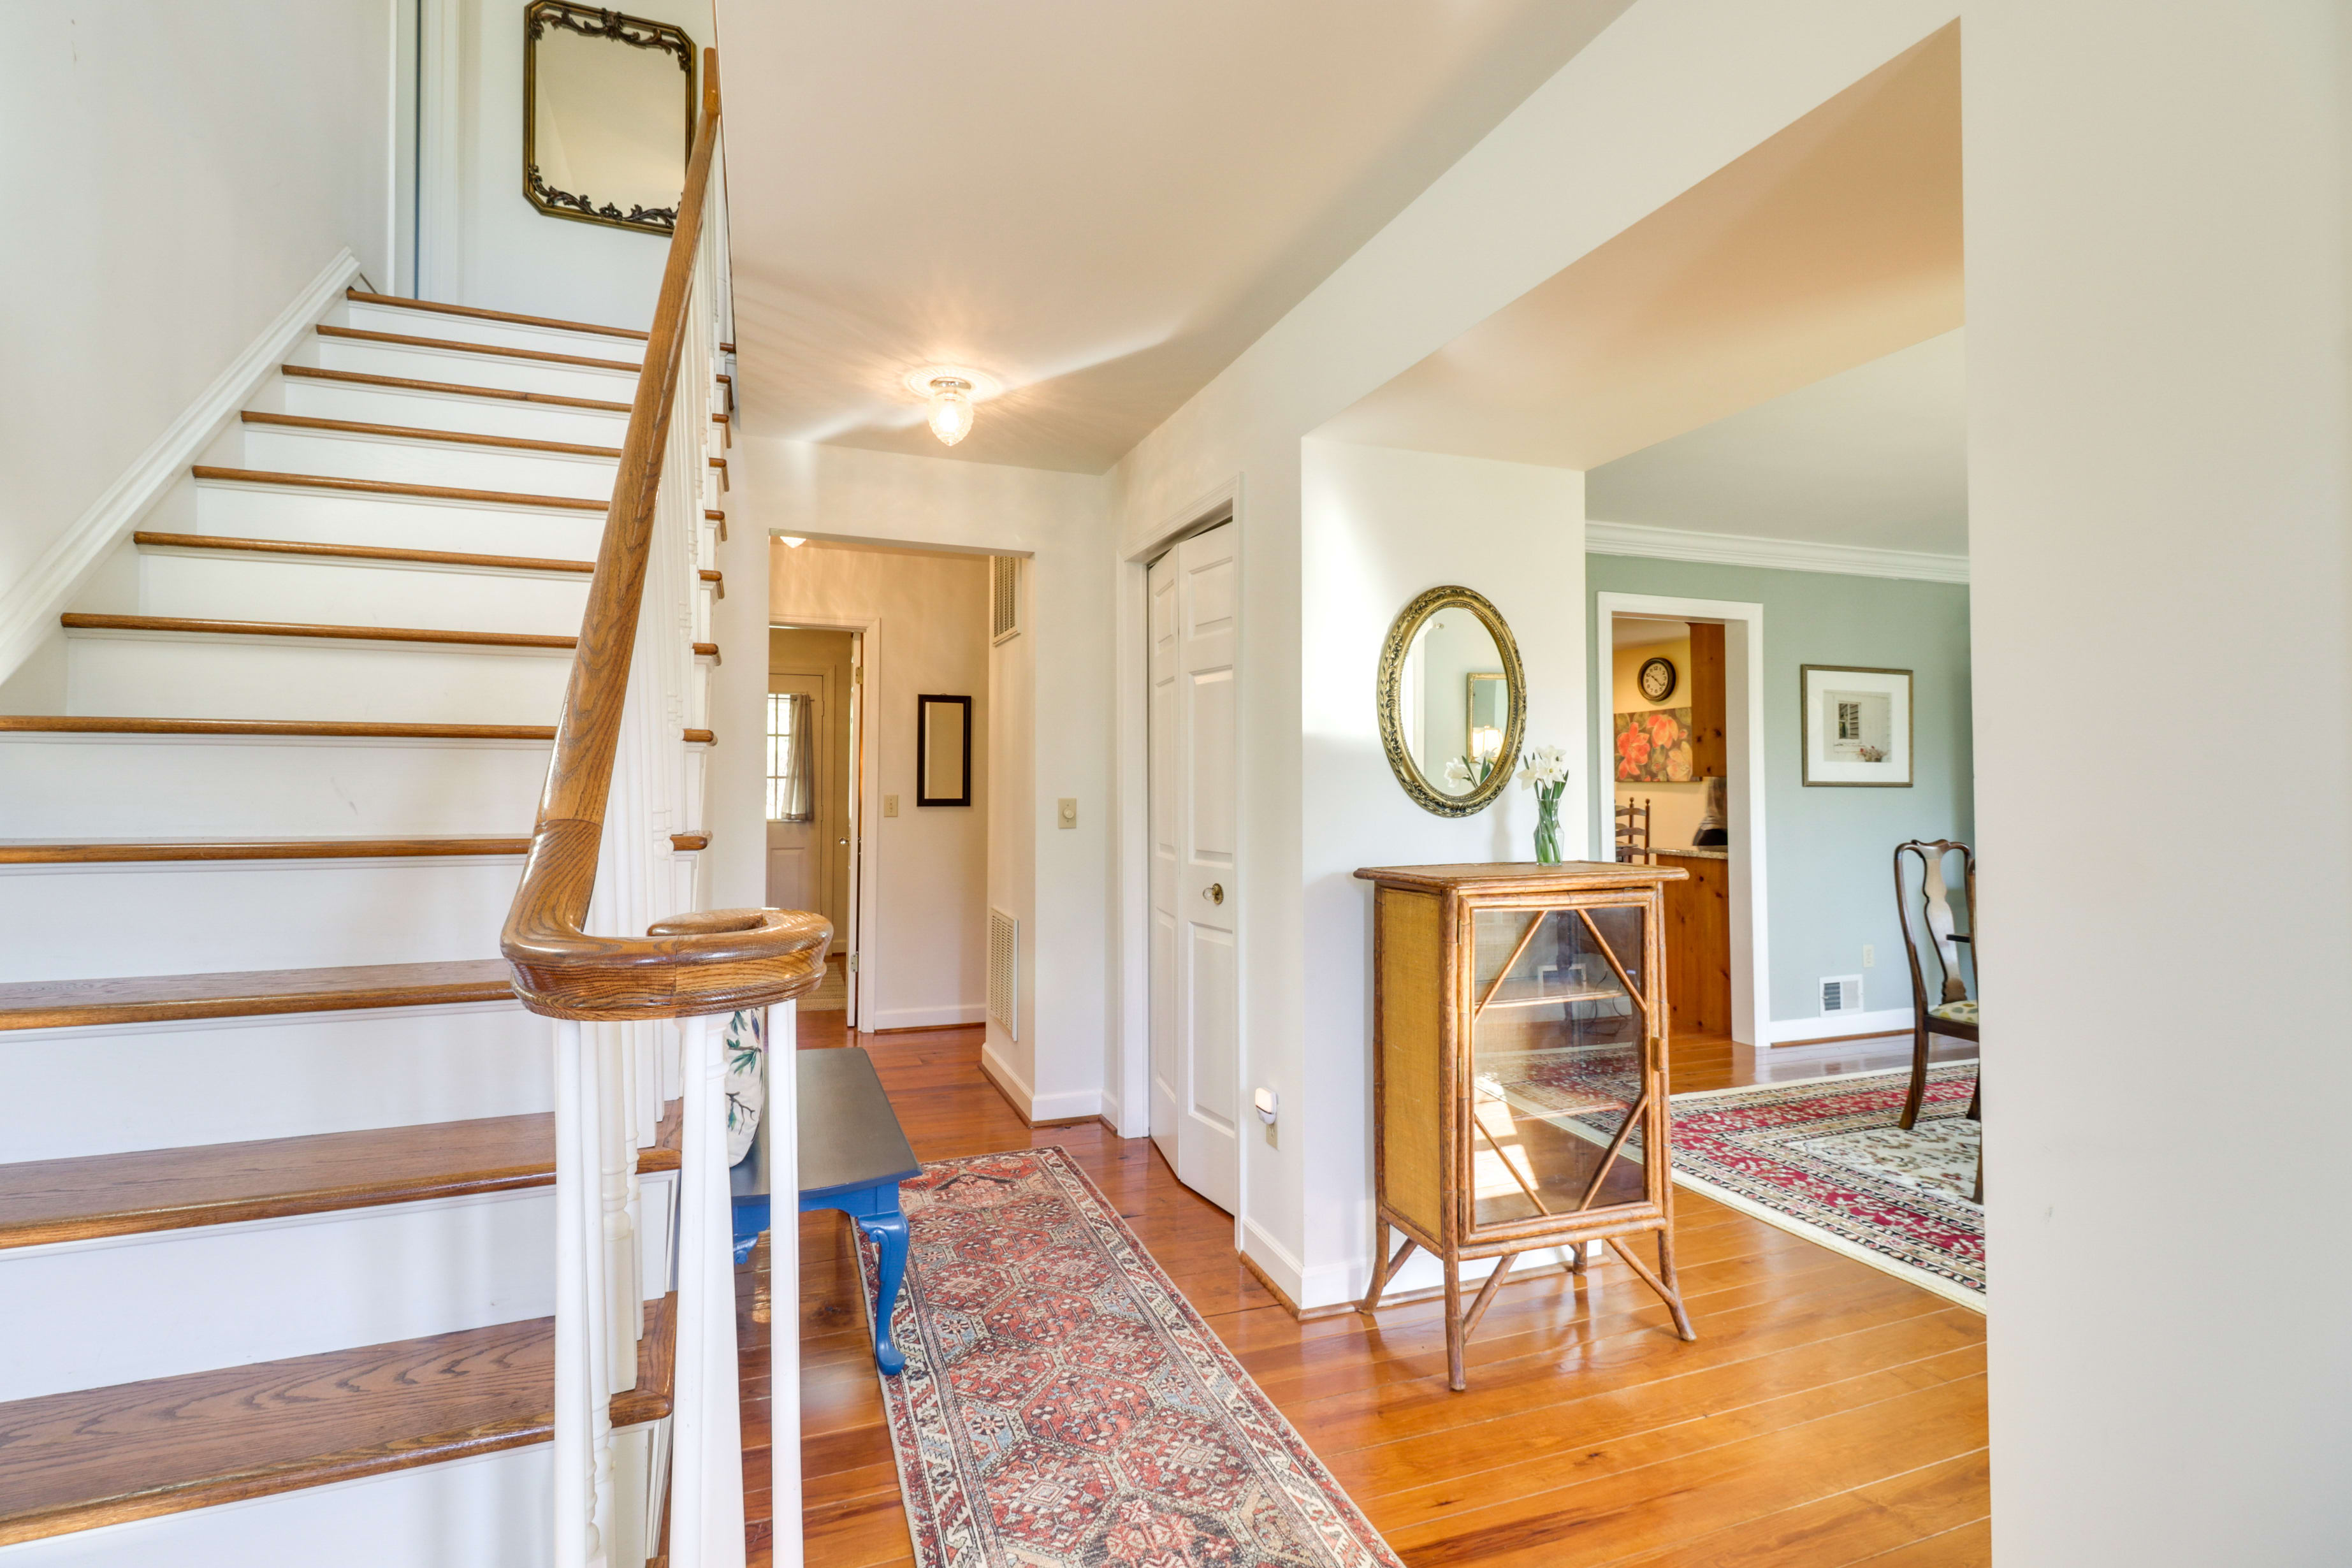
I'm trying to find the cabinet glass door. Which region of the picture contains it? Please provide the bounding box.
[1466,903,1651,1233]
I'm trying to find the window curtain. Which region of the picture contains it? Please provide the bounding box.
[767,692,815,822]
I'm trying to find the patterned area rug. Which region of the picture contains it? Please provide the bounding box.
[856,1147,1403,1568]
[1570,1064,1985,1309]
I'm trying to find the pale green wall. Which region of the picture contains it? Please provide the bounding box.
[1585,556,1974,1027]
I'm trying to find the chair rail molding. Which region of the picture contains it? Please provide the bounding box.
[0,247,368,686]
[1585,519,1969,585]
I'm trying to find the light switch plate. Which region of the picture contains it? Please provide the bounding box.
[883,794,899,818]
[1057,797,1078,829]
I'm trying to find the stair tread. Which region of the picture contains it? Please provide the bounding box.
[0,958,518,1031]
[315,324,641,375]
[0,1291,678,1546]
[0,1104,682,1250]
[134,530,596,576]
[0,836,530,865]
[61,611,577,650]
[240,410,621,459]
[191,463,609,512]
[344,288,650,343]
[281,364,632,414]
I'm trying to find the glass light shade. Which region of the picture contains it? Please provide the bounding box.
[927,378,975,446]
[779,535,806,548]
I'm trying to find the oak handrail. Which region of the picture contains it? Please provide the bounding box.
[502,50,829,1021]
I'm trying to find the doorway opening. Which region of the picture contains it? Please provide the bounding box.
[1593,593,1769,1047]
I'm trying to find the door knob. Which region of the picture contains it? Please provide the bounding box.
[1203,883,1224,905]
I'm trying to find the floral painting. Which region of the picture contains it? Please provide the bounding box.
[1615,707,1694,783]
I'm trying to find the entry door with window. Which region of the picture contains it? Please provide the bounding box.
[1147,522,1240,1213]
[766,674,823,917]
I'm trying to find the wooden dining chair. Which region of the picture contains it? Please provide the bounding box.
[1615,797,1652,863]
[1892,839,1979,1136]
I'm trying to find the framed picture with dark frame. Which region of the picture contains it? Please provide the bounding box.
[917,694,973,807]
[1801,665,1913,787]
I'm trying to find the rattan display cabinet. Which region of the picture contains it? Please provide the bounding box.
[1353,861,1698,1391]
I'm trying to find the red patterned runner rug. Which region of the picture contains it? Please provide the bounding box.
[1559,1064,1985,1309]
[852,1147,1404,1568]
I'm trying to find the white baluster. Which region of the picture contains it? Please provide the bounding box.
[672,1009,747,1568]
[554,1019,613,1567]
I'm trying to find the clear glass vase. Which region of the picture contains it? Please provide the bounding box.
[1534,798,1564,864]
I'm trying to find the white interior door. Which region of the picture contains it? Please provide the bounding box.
[1147,522,1240,1212]
[766,671,822,915]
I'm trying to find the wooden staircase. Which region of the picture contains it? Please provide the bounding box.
[0,288,726,1564]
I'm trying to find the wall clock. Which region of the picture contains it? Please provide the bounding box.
[1638,656,1678,702]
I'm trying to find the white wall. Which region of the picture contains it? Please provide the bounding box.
[1,1,394,649]
[771,544,990,1029]
[1966,2,2352,1558]
[423,0,709,326]
[1111,0,1960,1309]
[736,437,1113,1120]
[1294,441,1586,1302]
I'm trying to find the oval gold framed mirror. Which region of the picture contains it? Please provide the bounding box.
[1376,585,1527,817]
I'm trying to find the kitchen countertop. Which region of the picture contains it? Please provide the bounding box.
[1650,846,1729,860]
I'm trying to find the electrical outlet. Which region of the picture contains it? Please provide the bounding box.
[1863,944,1875,968]
[883,794,899,817]
[1057,797,1078,829]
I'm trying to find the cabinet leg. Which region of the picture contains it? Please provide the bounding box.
[1608,1230,1697,1343]
[1442,1256,1467,1392]
[1360,1221,1416,1313]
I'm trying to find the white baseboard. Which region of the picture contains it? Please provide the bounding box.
[1762,1006,1915,1045]
[977,1038,1101,1125]
[867,1001,985,1030]
[0,248,367,686]
[1240,1216,1314,1309]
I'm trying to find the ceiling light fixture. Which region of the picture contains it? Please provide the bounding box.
[904,366,1000,449]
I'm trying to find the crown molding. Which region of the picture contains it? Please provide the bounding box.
[1585,519,1968,584]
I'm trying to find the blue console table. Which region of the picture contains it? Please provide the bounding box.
[796,1048,922,1374]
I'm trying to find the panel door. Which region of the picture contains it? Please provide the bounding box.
[1147,551,1181,1165]
[1149,521,1240,1212]
[766,671,822,915]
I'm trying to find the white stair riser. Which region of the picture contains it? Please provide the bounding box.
[0,857,525,981]
[0,1446,557,1568]
[66,631,572,725]
[337,300,648,364]
[0,1163,674,1400]
[278,375,631,446]
[138,551,590,637]
[0,1428,672,1568]
[0,1003,548,1161]
[196,480,605,558]
[0,1190,558,1398]
[239,427,618,501]
[310,337,637,402]
[0,734,550,840]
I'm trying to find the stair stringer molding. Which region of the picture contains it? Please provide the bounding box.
[0,247,368,689]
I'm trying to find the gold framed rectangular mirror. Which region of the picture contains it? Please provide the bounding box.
[523,1,697,236]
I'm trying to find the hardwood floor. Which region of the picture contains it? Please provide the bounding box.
[785,1016,1986,1568]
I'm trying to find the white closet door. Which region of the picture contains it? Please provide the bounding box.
[1148,522,1240,1212]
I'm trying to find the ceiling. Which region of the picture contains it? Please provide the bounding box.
[1586,329,1966,555]
[1315,24,1961,475]
[713,0,1632,472]
[1613,615,1690,650]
